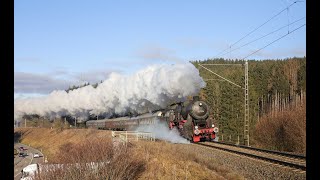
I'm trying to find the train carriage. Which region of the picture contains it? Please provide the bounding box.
[86,96,218,142]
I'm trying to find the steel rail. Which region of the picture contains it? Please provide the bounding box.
[212,141,306,159]
[195,142,306,171]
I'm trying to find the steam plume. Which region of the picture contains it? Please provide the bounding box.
[135,118,190,144]
[14,63,205,121]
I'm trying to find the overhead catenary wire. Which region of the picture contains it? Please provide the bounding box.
[201,0,305,147]
[287,7,290,33]
[214,1,302,58]
[281,0,291,34]
[198,23,306,117]
[241,23,305,60]
[198,64,243,89]
[218,17,305,57]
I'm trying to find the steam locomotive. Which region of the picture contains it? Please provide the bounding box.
[86,96,218,142]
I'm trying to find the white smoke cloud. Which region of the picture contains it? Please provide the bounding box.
[14,63,205,121]
[135,118,190,144]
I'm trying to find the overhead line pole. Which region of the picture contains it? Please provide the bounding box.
[239,24,305,147]
[244,61,249,146]
[199,63,249,146]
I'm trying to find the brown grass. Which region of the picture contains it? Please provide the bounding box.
[14,128,112,160]
[35,137,145,180]
[133,141,243,180]
[15,128,244,180]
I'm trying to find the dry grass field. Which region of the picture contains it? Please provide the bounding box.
[14,128,243,180]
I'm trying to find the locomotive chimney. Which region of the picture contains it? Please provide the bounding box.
[193,96,199,101]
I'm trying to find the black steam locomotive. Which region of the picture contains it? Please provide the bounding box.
[86,96,218,142]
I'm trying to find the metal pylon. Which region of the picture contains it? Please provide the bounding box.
[198,62,250,146]
[244,60,250,146]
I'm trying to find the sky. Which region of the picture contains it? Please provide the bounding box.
[14,0,306,97]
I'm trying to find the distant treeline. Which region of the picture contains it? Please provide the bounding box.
[191,57,306,149]
[65,80,103,93]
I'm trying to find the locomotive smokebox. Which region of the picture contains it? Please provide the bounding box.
[189,100,209,120]
[180,96,209,121]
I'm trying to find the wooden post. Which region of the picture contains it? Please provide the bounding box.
[126,131,128,142]
[174,165,176,180]
[237,135,240,145]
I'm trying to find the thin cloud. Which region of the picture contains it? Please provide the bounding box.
[15,57,41,62]
[47,69,70,77]
[288,47,305,56]
[72,70,115,84]
[175,37,205,48]
[14,69,122,94]
[14,72,71,94]
[135,45,183,63]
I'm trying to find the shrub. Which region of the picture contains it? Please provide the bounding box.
[254,100,306,153]
[35,138,145,180]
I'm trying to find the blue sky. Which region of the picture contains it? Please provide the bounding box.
[14,0,306,96]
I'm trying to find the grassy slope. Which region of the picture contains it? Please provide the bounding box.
[14,128,243,180]
[15,128,111,160]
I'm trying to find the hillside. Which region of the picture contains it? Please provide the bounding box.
[14,128,243,180]
[192,57,306,152]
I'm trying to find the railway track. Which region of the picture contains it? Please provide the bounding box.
[214,141,306,159]
[196,141,306,171]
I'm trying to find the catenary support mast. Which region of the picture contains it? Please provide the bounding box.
[244,60,249,146]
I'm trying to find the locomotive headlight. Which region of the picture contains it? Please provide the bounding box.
[195,126,198,129]
[212,124,215,128]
